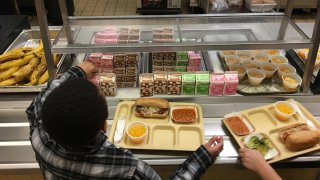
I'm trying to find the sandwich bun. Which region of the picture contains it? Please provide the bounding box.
[135,98,169,108]
[135,98,169,118]
[279,123,310,143]
[134,111,169,119]
[284,130,320,151]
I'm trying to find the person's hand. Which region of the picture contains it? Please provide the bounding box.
[204,136,223,159]
[239,148,282,180]
[78,61,97,78]
[239,147,267,173]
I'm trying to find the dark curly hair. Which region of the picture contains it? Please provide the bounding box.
[42,78,108,149]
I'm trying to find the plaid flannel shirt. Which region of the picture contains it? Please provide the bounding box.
[26,66,214,179]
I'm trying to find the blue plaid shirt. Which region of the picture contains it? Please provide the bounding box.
[26,66,214,179]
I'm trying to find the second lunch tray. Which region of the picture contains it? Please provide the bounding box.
[223,100,320,164]
[108,101,205,151]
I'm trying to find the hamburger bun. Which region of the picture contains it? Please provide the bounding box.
[285,130,320,151]
[135,98,169,108]
[135,98,169,118]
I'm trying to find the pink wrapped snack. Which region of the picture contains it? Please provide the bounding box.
[188,54,202,66]
[108,33,118,39]
[224,71,239,95]
[94,38,106,44]
[187,65,200,72]
[105,28,116,34]
[105,39,117,44]
[95,32,108,39]
[209,73,225,96]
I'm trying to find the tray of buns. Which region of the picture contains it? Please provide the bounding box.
[108,98,205,151]
[223,100,320,163]
[217,49,301,95]
[295,48,320,77]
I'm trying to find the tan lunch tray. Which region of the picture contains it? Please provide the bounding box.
[223,100,320,163]
[108,101,205,151]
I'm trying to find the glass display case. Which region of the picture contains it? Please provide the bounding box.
[33,0,319,96]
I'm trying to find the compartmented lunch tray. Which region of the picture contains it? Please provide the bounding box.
[108,101,205,151]
[223,100,320,164]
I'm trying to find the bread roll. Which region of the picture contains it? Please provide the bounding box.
[279,124,310,143]
[285,130,320,151]
[135,98,169,108]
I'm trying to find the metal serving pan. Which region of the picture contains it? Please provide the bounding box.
[0,28,67,93]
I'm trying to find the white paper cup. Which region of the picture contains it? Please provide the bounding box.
[236,50,253,61]
[242,60,259,69]
[253,53,271,64]
[264,49,281,56]
[260,62,277,79]
[282,73,302,90]
[277,64,296,79]
[271,55,288,65]
[247,69,266,86]
[274,101,296,121]
[219,50,236,59]
[225,55,241,69]
[126,121,148,144]
[230,64,247,80]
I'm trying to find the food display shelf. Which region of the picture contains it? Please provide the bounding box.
[51,14,312,54]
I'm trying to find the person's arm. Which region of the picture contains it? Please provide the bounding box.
[131,136,223,180]
[26,61,96,134]
[169,136,224,180]
[239,148,282,180]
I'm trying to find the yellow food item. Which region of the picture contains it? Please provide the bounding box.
[262,66,274,71]
[13,57,40,77]
[276,104,294,114]
[0,52,24,63]
[284,77,297,84]
[226,58,239,65]
[0,67,19,81]
[236,67,245,74]
[38,70,49,84]
[272,58,285,64]
[0,76,24,86]
[0,55,33,70]
[128,124,146,137]
[279,68,291,73]
[223,50,236,56]
[265,49,280,56]
[249,72,263,78]
[30,64,47,85]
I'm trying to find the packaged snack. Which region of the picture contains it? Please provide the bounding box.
[153,72,168,94]
[188,53,202,66]
[176,66,187,72]
[99,73,117,96]
[182,73,196,95]
[196,71,210,95]
[209,73,225,96]
[224,71,239,95]
[176,51,188,61]
[140,73,154,97]
[167,72,182,95]
[114,68,126,75]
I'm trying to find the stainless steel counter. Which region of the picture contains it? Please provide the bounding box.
[0,95,319,171]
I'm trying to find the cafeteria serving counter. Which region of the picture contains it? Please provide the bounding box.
[0,94,319,172]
